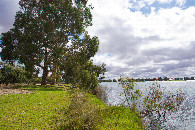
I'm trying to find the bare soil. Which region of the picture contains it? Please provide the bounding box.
[0,85,33,95]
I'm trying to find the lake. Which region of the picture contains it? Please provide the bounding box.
[99,81,195,129]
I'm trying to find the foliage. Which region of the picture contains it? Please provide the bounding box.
[0,62,28,85]
[69,61,106,93]
[61,34,106,92]
[1,0,97,85]
[0,31,17,65]
[119,77,142,111]
[30,77,42,85]
[119,77,185,129]
[57,92,103,129]
[113,79,117,82]
[141,83,185,129]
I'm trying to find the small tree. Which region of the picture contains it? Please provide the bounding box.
[119,77,185,129]
[61,33,106,93]
[119,77,142,111]
[0,62,28,85]
[141,83,185,129]
[62,58,106,93]
[113,79,117,82]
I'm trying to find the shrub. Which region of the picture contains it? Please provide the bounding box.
[62,60,106,94]
[119,77,185,129]
[0,62,28,85]
[57,92,103,129]
[141,83,185,129]
[119,77,142,111]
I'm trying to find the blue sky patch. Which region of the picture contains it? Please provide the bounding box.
[185,0,195,8]
[129,0,195,15]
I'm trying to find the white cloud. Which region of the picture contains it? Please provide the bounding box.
[92,54,127,68]
[143,0,156,5]
[87,0,195,79]
[176,0,186,6]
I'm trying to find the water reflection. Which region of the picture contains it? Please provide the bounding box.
[99,81,195,129]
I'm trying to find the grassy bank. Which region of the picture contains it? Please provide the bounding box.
[0,85,144,129]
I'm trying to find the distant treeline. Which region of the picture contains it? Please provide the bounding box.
[100,77,195,82]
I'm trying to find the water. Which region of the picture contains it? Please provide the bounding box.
[99,81,195,129]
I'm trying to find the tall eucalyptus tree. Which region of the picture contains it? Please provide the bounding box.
[1,0,94,85]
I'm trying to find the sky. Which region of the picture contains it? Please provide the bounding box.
[1,0,195,79]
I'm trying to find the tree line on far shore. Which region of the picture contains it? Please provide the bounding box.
[100,76,195,82]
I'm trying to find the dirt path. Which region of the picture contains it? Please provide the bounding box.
[0,85,34,95]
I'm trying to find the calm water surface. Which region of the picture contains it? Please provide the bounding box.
[100,81,195,130]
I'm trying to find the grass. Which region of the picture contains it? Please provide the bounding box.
[167,80,184,81]
[0,85,144,129]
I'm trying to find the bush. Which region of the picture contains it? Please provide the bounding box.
[119,77,142,111]
[141,83,185,129]
[62,60,106,94]
[119,77,185,129]
[57,92,103,129]
[0,62,28,85]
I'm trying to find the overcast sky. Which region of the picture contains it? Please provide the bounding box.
[1,0,195,79]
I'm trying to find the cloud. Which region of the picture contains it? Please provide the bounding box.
[176,0,186,6]
[142,42,195,61]
[143,0,156,5]
[87,0,195,79]
[0,0,20,33]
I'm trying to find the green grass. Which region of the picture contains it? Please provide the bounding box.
[0,85,71,129]
[167,80,184,81]
[85,94,144,129]
[0,85,144,129]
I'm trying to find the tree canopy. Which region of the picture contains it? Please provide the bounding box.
[1,0,106,89]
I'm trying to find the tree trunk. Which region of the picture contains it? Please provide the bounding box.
[41,48,48,85]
